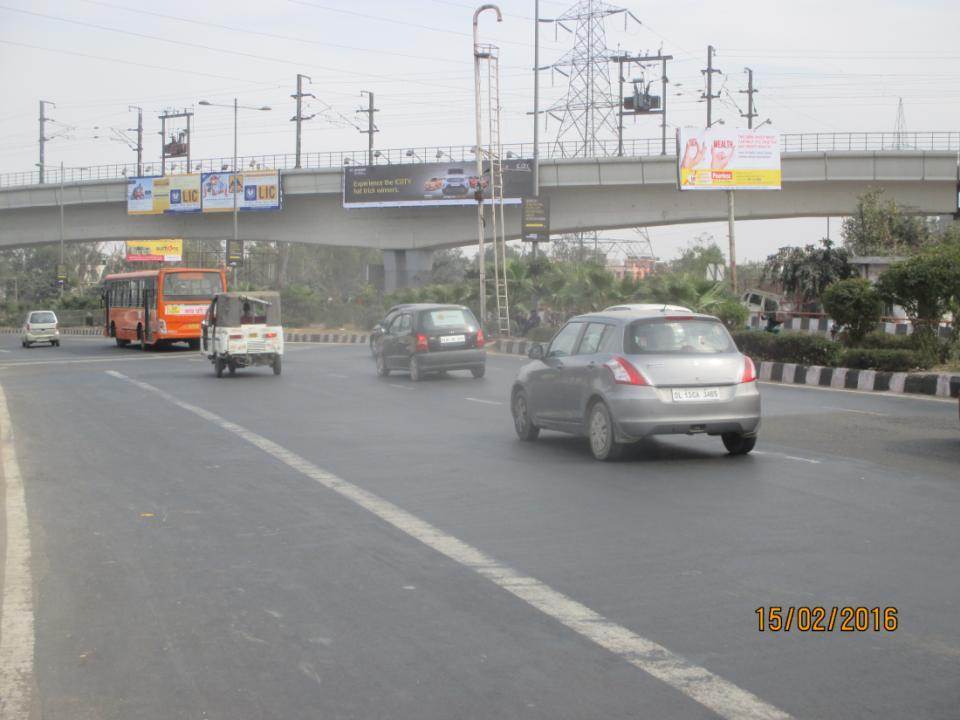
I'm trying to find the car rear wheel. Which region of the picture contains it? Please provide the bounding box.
[409,356,422,382]
[376,353,390,377]
[722,432,757,455]
[471,365,485,379]
[512,390,540,441]
[588,401,624,461]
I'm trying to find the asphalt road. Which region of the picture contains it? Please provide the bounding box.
[1,333,958,720]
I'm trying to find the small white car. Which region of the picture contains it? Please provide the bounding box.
[22,310,60,348]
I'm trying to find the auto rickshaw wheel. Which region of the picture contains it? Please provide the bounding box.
[228,360,237,376]
[215,356,225,378]
[272,355,282,376]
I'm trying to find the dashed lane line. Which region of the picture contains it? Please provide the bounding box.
[0,355,188,369]
[0,383,36,720]
[105,369,793,720]
[752,450,821,465]
[387,383,414,391]
[465,397,503,406]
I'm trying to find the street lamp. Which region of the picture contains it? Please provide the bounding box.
[405,149,423,162]
[198,99,271,282]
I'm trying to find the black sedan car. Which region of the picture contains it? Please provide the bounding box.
[373,304,486,381]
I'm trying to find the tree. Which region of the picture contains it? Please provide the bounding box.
[670,234,726,279]
[429,249,471,284]
[762,239,853,310]
[875,244,960,355]
[841,188,930,256]
[821,278,883,345]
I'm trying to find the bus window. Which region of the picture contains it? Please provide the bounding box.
[163,272,223,300]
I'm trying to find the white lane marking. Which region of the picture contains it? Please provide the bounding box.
[0,383,36,719]
[105,370,792,720]
[752,450,821,465]
[0,350,10,354]
[0,355,187,370]
[825,406,888,417]
[758,380,955,404]
[465,397,503,406]
[388,383,414,391]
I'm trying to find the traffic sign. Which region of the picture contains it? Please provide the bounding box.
[226,238,244,266]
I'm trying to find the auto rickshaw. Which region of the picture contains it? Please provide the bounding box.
[200,291,284,377]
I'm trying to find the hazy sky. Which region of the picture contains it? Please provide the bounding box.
[1,0,957,262]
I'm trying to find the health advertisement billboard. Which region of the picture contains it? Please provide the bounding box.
[125,239,183,263]
[677,127,781,190]
[200,170,281,212]
[343,159,534,208]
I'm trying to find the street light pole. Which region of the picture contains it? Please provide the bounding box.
[59,160,64,297]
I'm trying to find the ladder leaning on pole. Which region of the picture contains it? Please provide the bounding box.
[484,44,511,337]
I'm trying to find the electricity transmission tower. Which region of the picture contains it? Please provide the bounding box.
[544,0,639,157]
[893,97,908,149]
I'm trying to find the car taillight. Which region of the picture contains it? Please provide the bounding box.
[475,329,485,348]
[229,334,243,340]
[604,356,648,386]
[740,355,757,383]
[265,332,277,339]
[415,334,429,353]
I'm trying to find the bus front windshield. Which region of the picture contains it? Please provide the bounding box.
[163,272,222,301]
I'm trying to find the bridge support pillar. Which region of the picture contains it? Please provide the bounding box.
[383,249,433,293]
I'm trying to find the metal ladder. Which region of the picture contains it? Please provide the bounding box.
[484,48,511,337]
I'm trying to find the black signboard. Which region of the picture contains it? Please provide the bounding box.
[226,238,244,267]
[521,196,550,242]
[343,159,534,208]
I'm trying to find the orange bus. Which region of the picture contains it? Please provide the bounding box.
[102,268,227,349]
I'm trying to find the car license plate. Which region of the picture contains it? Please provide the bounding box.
[671,387,721,402]
[439,334,465,345]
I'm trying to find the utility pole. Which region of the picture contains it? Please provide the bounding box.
[128,105,143,175]
[701,45,721,127]
[532,0,540,262]
[358,91,378,165]
[38,100,55,184]
[291,74,315,168]
[740,67,758,129]
[59,160,65,297]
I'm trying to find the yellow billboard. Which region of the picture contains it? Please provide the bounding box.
[125,239,183,262]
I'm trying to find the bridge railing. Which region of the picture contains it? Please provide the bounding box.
[2,132,957,189]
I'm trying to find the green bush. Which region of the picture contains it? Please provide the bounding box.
[856,331,916,351]
[822,278,883,345]
[714,298,749,330]
[732,331,843,366]
[840,348,927,372]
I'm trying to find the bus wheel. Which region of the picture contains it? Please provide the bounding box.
[215,356,225,378]
[115,337,130,347]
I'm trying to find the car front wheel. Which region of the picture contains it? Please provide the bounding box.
[512,389,540,441]
[588,401,624,461]
[471,365,485,379]
[376,353,390,377]
[722,432,757,455]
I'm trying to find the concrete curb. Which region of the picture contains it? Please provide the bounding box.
[0,326,102,336]
[489,340,960,399]
[283,332,369,345]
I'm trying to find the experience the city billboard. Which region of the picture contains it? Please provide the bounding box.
[343,159,534,208]
[200,170,281,212]
[125,239,183,262]
[127,171,280,214]
[677,127,781,190]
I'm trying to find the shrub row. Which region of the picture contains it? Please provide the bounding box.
[732,331,932,371]
[839,349,924,373]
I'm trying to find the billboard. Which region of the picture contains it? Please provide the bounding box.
[520,197,550,242]
[125,239,183,263]
[343,159,534,208]
[127,171,279,214]
[200,170,281,212]
[677,127,781,190]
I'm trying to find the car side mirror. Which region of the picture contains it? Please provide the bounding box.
[528,343,545,360]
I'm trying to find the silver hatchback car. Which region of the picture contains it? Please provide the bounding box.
[510,309,760,460]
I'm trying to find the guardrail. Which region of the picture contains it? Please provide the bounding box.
[2,132,957,189]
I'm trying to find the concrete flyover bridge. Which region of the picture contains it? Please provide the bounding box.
[1,131,957,286]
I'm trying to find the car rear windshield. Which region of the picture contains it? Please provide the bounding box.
[163,272,222,300]
[29,311,56,324]
[419,308,477,332]
[625,318,737,355]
